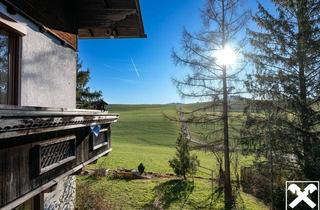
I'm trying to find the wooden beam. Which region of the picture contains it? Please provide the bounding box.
[0,104,119,116]
[78,9,136,28]
[79,0,135,9]
[0,149,112,210]
[89,28,94,36]
[133,0,145,36]
[0,106,118,139]
[0,13,27,35]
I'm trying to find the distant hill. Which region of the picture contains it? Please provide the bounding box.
[109,97,249,112]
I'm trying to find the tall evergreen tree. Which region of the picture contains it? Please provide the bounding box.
[246,0,320,180]
[76,59,103,109]
[172,0,249,208]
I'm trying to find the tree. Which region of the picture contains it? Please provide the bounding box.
[172,0,249,208]
[169,130,199,180]
[241,101,288,209]
[246,0,320,181]
[76,59,103,109]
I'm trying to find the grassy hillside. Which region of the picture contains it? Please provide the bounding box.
[78,104,267,209]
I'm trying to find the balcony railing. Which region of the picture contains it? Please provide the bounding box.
[0,105,118,139]
[0,105,118,209]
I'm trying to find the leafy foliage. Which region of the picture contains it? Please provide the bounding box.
[169,132,199,179]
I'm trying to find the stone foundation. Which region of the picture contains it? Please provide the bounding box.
[44,176,76,210]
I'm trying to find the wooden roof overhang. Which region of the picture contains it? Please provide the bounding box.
[78,0,146,39]
[1,0,146,49]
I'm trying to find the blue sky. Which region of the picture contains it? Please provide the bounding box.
[78,0,271,104]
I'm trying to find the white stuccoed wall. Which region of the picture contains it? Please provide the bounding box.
[20,26,77,109]
[0,3,77,109]
[0,3,77,209]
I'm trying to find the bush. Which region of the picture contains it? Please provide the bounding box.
[240,165,286,209]
[169,132,199,179]
[138,163,145,174]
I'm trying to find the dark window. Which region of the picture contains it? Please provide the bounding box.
[0,28,19,105]
[90,124,111,151]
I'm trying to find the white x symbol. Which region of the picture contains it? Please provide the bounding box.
[288,184,317,208]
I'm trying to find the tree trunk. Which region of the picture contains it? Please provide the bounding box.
[223,65,232,209]
[296,0,312,179]
[221,0,232,209]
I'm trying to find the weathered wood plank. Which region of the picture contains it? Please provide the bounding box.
[0,116,114,208]
[0,106,118,139]
[0,147,111,210]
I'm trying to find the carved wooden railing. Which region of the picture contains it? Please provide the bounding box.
[0,105,118,139]
[0,105,119,209]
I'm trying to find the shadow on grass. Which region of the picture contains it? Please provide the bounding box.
[145,179,194,209]
[76,177,115,210]
[187,186,224,210]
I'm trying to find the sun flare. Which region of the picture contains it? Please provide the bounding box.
[214,45,237,66]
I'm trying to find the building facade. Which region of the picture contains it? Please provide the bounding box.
[0,0,145,209]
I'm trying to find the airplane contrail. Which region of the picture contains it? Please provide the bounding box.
[130,56,141,79]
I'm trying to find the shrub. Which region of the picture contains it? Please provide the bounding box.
[240,164,286,209]
[138,163,145,174]
[169,132,199,179]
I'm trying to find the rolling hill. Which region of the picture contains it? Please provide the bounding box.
[77,104,268,209]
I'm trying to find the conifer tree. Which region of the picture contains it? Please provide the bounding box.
[76,59,103,108]
[246,0,320,181]
[169,131,199,180]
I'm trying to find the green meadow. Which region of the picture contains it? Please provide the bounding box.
[77,104,267,209]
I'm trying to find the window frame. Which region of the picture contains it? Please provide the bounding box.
[89,124,111,151]
[0,14,22,105]
[8,30,20,105]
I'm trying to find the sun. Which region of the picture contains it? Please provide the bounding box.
[214,45,237,66]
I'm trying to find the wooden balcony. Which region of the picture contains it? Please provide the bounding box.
[0,105,118,209]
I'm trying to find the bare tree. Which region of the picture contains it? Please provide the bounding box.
[172,0,249,209]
